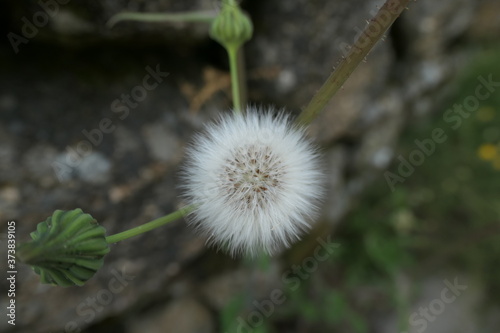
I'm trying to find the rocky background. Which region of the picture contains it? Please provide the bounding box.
[0,0,499,332]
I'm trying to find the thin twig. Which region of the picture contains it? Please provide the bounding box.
[107,11,216,28]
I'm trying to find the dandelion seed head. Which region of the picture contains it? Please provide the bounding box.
[181,106,324,256]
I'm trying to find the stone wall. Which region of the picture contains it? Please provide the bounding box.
[0,0,495,332]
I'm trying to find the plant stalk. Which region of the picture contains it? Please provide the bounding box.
[228,45,244,113]
[296,0,413,126]
[107,11,216,28]
[106,204,196,244]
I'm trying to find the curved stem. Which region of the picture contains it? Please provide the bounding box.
[106,204,196,244]
[296,0,413,126]
[228,45,243,113]
[107,11,217,28]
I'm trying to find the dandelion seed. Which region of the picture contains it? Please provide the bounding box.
[180,106,324,256]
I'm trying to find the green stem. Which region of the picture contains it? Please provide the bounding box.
[105,204,196,244]
[107,11,217,28]
[296,0,413,126]
[227,45,243,113]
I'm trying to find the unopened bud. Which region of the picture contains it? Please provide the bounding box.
[210,0,253,49]
[17,209,110,287]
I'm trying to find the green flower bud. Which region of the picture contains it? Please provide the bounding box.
[17,209,110,287]
[210,0,253,49]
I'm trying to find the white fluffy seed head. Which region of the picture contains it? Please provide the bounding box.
[180,106,324,256]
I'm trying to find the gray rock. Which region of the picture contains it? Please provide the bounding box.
[22,143,59,186]
[53,151,112,183]
[127,297,215,333]
[76,152,112,184]
[142,122,183,163]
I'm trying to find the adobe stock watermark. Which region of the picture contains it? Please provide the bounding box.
[402,277,467,333]
[385,74,500,191]
[228,236,340,333]
[7,0,71,54]
[63,267,135,333]
[51,64,169,182]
